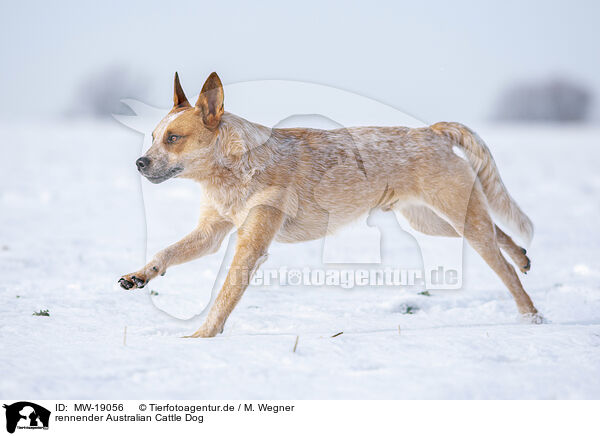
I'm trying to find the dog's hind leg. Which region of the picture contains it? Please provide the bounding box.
[399,205,460,237]
[421,174,539,319]
[394,205,464,289]
[401,206,531,275]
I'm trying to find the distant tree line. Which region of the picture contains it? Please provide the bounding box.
[66,66,148,118]
[494,78,593,122]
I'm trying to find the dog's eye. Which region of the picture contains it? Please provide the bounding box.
[167,134,180,143]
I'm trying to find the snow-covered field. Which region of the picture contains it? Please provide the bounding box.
[1,119,599,399]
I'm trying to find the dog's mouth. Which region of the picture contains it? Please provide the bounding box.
[144,166,184,184]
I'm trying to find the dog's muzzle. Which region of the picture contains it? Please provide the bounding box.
[135,157,183,184]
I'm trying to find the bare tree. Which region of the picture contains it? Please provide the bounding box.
[66,66,148,118]
[494,78,593,122]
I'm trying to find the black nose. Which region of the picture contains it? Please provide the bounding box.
[136,157,150,170]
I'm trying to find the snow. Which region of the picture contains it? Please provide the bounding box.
[1,119,599,399]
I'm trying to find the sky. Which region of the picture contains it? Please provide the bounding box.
[0,0,599,124]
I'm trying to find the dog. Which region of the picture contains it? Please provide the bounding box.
[119,72,540,337]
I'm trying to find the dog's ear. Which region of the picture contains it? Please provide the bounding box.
[173,72,191,108]
[195,72,224,130]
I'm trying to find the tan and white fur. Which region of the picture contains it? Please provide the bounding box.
[119,72,540,338]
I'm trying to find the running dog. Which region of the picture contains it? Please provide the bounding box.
[119,72,540,337]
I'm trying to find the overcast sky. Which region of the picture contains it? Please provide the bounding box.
[1,0,598,124]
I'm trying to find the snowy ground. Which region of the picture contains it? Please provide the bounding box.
[1,119,599,399]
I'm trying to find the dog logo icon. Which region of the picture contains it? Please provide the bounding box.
[3,402,50,433]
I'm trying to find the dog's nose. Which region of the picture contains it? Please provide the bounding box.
[136,157,150,170]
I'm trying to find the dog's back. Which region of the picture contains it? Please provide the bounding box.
[242,122,475,243]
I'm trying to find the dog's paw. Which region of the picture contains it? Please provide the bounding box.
[118,263,164,290]
[514,248,531,274]
[182,324,221,338]
[521,312,547,324]
[521,255,531,274]
[118,272,148,290]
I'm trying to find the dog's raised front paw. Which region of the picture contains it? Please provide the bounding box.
[118,272,147,290]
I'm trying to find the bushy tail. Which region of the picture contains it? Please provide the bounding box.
[430,122,534,246]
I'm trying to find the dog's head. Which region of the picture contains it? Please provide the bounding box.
[136,72,224,183]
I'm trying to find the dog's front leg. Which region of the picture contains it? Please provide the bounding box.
[119,207,232,290]
[185,205,284,338]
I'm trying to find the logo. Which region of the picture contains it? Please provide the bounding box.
[3,402,50,433]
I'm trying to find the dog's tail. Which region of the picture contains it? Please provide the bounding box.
[430,121,533,246]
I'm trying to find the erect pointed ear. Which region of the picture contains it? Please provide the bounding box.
[195,72,224,129]
[173,72,191,108]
